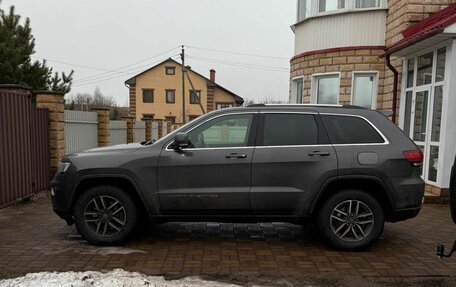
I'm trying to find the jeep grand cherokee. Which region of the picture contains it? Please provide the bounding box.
[51,105,425,250]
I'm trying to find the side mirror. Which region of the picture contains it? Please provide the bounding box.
[173,132,189,150]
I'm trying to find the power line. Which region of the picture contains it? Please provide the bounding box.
[186,45,290,61]
[71,54,182,87]
[34,45,181,83]
[186,55,290,73]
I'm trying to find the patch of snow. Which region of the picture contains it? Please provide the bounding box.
[0,269,245,287]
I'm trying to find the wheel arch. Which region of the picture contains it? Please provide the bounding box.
[311,176,394,220]
[70,175,149,217]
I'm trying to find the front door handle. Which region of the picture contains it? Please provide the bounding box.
[225,153,247,159]
[308,151,330,156]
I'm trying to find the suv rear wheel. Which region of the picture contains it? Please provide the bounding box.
[316,190,384,251]
[74,185,137,245]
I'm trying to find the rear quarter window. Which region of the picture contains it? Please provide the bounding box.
[321,115,385,144]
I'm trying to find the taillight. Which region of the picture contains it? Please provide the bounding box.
[403,150,423,165]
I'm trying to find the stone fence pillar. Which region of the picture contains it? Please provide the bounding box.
[91,107,110,147]
[156,119,164,139]
[36,91,65,175]
[122,116,135,144]
[142,118,152,142]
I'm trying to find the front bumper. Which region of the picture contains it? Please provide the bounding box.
[50,172,76,225]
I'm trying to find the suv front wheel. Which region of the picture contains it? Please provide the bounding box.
[74,185,137,245]
[316,190,384,251]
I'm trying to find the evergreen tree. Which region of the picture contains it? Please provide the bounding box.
[0,1,73,93]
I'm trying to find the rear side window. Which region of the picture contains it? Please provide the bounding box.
[262,113,318,146]
[321,115,384,144]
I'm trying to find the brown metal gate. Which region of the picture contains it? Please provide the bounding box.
[0,86,50,208]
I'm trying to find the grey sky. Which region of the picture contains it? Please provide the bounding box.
[2,0,296,106]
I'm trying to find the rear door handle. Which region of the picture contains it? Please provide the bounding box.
[225,153,247,159]
[308,151,330,156]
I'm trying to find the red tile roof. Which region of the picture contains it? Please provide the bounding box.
[385,3,456,55]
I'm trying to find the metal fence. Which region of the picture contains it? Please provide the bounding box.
[64,110,98,154]
[134,121,146,142]
[0,87,50,208]
[109,120,127,145]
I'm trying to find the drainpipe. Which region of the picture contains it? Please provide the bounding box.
[385,54,398,124]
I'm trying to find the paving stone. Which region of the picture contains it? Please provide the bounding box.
[0,198,455,278]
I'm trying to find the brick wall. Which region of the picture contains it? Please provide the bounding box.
[129,85,136,118]
[290,48,386,108]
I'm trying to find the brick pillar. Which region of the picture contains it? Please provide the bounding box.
[36,91,65,175]
[157,119,164,139]
[91,107,110,147]
[122,116,135,143]
[142,118,152,141]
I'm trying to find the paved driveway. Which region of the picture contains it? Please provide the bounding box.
[0,197,455,280]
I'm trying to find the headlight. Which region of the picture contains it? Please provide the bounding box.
[57,162,71,174]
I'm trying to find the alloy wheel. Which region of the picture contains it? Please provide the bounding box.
[83,195,126,237]
[330,199,374,242]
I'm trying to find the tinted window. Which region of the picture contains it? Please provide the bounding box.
[321,115,384,144]
[263,114,318,146]
[187,114,253,148]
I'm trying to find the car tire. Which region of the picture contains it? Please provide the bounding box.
[74,185,137,245]
[316,190,384,251]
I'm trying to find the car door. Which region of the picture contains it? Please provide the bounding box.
[250,112,337,215]
[157,112,258,214]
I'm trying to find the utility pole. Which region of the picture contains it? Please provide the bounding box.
[180,45,186,124]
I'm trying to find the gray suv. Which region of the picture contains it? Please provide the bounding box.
[51,105,424,250]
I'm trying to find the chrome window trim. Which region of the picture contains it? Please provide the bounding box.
[255,144,333,149]
[165,112,257,152]
[319,112,390,146]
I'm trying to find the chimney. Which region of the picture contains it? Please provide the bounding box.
[210,69,216,82]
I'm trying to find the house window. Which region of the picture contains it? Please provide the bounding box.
[296,0,386,20]
[165,67,175,75]
[291,77,303,104]
[319,0,345,13]
[401,46,447,185]
[142,89,154,103]
[216,103,234,110]
[297,0,313,21]
[190,90,201,104]
[355,0,380,8]
[189,115,200,122]
[312,74,339,104]
[352,72,377,109]
[166,90,175,103]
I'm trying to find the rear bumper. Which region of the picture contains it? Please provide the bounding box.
[387,205,421,222]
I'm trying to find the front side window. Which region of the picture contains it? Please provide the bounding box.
[187,114,253,149]
[142,89,154,103]
[263,114,318,146]
[190,90,201,104]
[319,0,345,12]
[313,74,339,104]
[321,115,384,144]
[352,73,377,109]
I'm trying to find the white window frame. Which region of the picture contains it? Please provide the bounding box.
[351,71,378,109]
[296,0,387,22]
[311,72,340,105]
[398,40,453,187]
[290,76,304,104]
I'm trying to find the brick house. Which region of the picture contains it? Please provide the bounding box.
[125,58,243,125]
[290,0,456,200]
